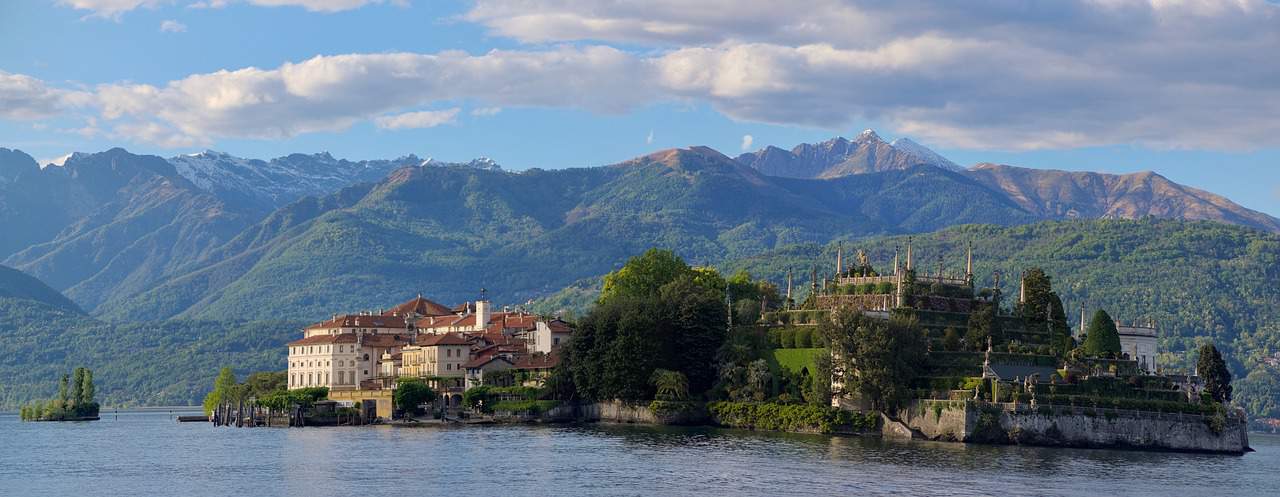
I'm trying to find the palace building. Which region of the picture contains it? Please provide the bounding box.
[286,294,572,418]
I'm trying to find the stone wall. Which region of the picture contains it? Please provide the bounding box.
[895,400,1250,454]
[541,400,706,425]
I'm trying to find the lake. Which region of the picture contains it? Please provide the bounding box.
[3,409,1277,496]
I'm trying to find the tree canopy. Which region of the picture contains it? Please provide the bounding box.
[1197,344,1233,403]
[394,378,436,417]
[821,308,928,411]
[1081,310,1122,357]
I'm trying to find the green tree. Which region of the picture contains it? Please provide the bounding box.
[965,303,1001,351]
[599,248,692,304]
[1081,310,1122,357]
[942,327,962,351]
[203,367,238,415]
[1019,268,1054,322]
[394,378,436,417]
[805,352,833,406]
[650,369,689,401]
[79,368,95,407]
[1197,344,1233,403]
[1047,293,1074,357]
[57,373,69,410]
[821,308,928,411]
[69,367,85,410]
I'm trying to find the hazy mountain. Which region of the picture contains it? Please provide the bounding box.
[2,139,1277,320]
[0,265,83,314]
[167,150,424,212]
[105,147,1032,322]
[0,148,263,315]
[965,164,1280,233]
[735,129,964,178]
[735,131,1279,233]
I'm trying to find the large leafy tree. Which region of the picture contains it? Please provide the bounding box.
[562,250,729,402]
[394,378,436,417]
[965,303,1001,351]
[203,367,238,415]
[1019,268,1054,322]
[821,308,928,411]
[599,248,692,304]
[1197,344,1233,403]
[1081,310,1122,357]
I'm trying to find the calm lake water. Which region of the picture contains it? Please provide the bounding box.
[2,409,1278,497]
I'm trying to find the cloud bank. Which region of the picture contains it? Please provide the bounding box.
[16,0,1280,150]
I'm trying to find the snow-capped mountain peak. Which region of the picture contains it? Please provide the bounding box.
[890,137,963,171]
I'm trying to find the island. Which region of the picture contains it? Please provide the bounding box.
[206,246,1249,454]
[20,367,100,422]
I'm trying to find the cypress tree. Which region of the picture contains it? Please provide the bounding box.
[80,369,96,407]
[58,374,70,410]
[1081,310,1121,357]
[1197,344,1233,403]
[70,368,85,409]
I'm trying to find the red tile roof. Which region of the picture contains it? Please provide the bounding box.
[417,332,470,346]
[384,295,454,317]
[305,314,408,330]
[464,355,515,369]
[513,352,560,370]
[288,333,409,348]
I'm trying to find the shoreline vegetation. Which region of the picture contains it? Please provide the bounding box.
[202,248,1249,453]
[20,367,99,422]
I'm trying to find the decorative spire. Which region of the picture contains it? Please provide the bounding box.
[1018,271,1026,304]
[905,238,914,271]
[965,241,974,284]
[836,243,843,276]
[785,269,793,303]
[893,245,900,276]
[1079,303,1086,336]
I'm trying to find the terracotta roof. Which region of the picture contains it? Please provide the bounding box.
[288,333,408,348]
[548,319,573,333]
[289,334,358,346]
[418,332,469,346]
[305,314,407,330]
[513,352,560,370]
[384,295,454,317]
[415,315,466,329]
[464,355,515,369]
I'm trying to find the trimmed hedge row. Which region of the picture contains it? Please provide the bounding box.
[707,401,879,434]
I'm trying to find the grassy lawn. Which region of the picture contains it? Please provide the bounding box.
[769,348,827,374]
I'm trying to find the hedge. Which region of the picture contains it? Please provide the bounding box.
[707,401,879,434]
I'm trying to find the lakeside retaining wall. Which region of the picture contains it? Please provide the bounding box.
[895,399,1251,454]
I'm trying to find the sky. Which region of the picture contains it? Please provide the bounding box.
[1,0,1279,216]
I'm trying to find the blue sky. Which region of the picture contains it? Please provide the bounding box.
[2,0,1279,216]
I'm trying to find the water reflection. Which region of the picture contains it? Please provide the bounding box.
[3,412,1277,497]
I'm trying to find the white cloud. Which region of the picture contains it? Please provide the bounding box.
[64,0,395,16]
[90,47,654,145]
[160,19,188,32]
[375,108,460,130]
[0,71,91,120]
[465,0,1280,151]
[470,106,502,117]
[646,129,654,145]
[58,0,166,20]
[15,0,1280,151]
[740,134,753,151]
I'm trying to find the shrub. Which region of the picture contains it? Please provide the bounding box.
[491,400,560,415]
[795,328,813,348]
[706,401,878,433]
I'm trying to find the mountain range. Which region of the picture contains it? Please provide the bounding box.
[1,132,1277,323]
